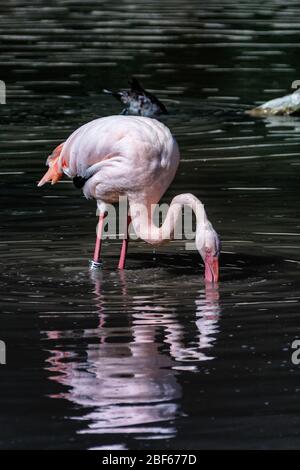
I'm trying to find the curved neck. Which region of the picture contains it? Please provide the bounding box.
[129,193,208,250]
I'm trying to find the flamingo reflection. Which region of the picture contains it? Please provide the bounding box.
[44,270,221,439]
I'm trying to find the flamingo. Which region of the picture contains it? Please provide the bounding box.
[103,77,168,117]
[37,115,219,283]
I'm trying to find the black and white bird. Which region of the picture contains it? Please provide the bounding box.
[103,77,168,117]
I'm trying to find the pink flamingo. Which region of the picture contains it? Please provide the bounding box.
[38,115,219,282]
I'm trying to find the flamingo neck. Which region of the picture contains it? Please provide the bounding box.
[128,193,208,252]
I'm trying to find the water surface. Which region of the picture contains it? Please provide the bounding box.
[1,0,300,450]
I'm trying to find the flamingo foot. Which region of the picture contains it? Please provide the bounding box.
[89,260,103,270]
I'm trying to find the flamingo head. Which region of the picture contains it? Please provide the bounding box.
[198,223,220,284]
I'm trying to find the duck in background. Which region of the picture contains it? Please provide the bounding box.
[246,83,300,117]
[103,77,168,117]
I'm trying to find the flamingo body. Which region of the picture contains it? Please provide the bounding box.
[58,116,179,205]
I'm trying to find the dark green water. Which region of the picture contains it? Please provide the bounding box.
[1,0,300,450]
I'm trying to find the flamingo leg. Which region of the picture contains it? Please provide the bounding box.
[90,211,107,269]
[118,215,131,270]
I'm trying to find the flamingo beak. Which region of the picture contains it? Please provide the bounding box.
[204,253,219,284]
